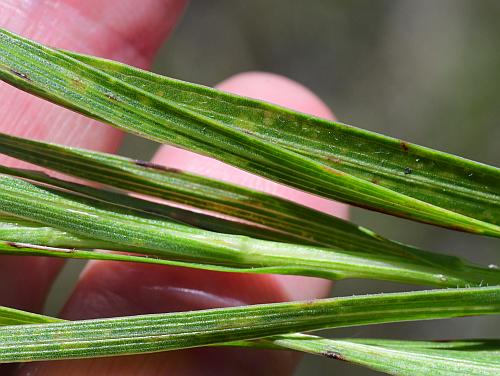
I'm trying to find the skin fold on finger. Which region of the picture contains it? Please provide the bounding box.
[18,72,348,376]
[0,0,187,313]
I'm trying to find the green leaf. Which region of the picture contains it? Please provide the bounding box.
[0,216,347,276]
[2,132,496,275]
[0,306,60,326]
[270,335,500,376]
[0,131,378,247]
[0,287,497,362]
[0,171,498,287]
[0,28,499,236]
[0,165,291,244]
[2,302,498,375]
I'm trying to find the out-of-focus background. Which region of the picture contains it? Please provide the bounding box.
[46,1,500,374]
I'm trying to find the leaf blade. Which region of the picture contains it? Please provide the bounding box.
[0,28,499,236]
[0,172,498,287]
[0,287,498,362]
[272,335,500,376]
[2,303,498,376]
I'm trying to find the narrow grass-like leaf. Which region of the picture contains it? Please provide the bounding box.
[1,134,500,287]
[0,287,497,362]
[0,172,498,287]
[0,165,292,244]
[0,239,324,276]
[0,214,117,249]
[0,131,383,248]
[67,50,500,233]
[270,334,500,376]
[0,306,60,326]
[1,224,497,288]
[0,29,499,236]
[3,305,498,376]
[69,51,500,230]
[0,214,353,276]
[0,132,483,261]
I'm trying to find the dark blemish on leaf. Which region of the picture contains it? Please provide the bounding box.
[58,247,76,254]
[9,69,30,81]
[404,167,412,175]
[451,315,472,319]
[445,224,473,233]
[242,129,254,136]
[371,178,380,185]
[323,351,345,361]
[71,78,85,90]
[321,165,345,176]
[134,160,183,174]
[400,141,409,152]
[6,241,23,248]
[143,254,161,260]
[355,202,414,220]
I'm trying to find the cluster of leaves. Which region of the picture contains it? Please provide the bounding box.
[0,28,499,374]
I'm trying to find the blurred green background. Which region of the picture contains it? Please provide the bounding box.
[46,1,500,374]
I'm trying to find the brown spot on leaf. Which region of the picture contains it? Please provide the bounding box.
[6,241,23,248]
[443,223,479,234]
[354,202,414,221]
[321,165,345,176]
[326,156,342,164]
[323,351,345,361]
[71,78,85,90]
[371,177,380,185]
[134,160,183,174]
[9,69,30,81]
[400,141,409,152]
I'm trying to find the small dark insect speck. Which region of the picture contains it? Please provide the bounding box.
[10,69,30,81]
[404,167,412,175]
[323,351,345,361]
